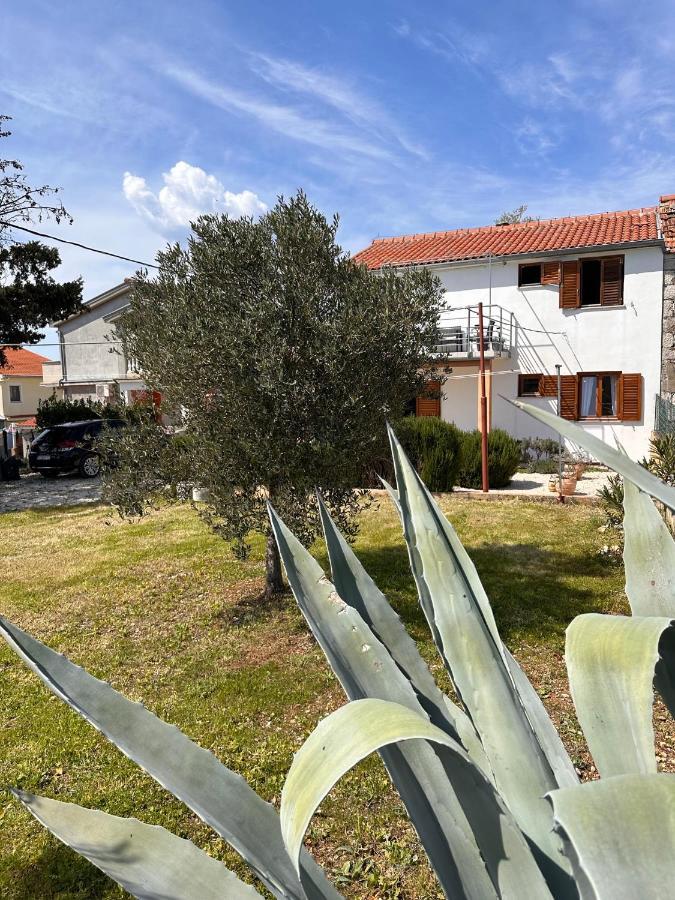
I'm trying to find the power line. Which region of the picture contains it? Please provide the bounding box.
[0,221,159,269]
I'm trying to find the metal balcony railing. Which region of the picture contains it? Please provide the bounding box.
[433,304,514,359]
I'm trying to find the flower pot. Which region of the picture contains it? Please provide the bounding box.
[560,476,577,496]
[547,477,558,493]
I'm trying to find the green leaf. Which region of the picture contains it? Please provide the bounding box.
[508,399,675,510]
[269,505,499,899]
[12,790,261,899]
[0,617,340,900]
[281,699,553,900]
[623,480,675,616]
[316,493,486,765]
[377,476,401,514]
[387,425,574,890]
[566,614,675,776]
[548,774,675,900]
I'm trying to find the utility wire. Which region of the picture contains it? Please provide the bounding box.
[0,221,159,269]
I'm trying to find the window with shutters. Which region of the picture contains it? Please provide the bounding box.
[577,372,642,420]
[560,255,624,309]
[416,379,441,417]
[518,374,543,396]
[518,263,541,286]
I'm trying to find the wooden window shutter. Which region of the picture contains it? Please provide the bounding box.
[600,256,624,306]
[619,373,642,421]
[416,379,441,417]
[541,261,561,285]
[539,376,558,397]
[560,375,578,419]
[560,261,580,309]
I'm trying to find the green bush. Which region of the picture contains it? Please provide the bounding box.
[457,427,521,489]
[392,416,462,492]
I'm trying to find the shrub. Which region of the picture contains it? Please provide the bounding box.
[457,427,521,489]
[392,416,462,492]
[3,417,675,898]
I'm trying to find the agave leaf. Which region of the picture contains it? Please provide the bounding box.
[508,399,675,510]
[566,614,675,777]
[316,493,486,763]
[623,480,675,616]
[269,505,498,899]
[281,699,553,900]
[387,425,573,888]
[0,617,340,900]
[12,789,261,899]
[548,773,675,900]
[377,476,401,514]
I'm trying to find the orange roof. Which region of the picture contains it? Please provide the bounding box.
[353,207,660,269]
[0,347,50,376]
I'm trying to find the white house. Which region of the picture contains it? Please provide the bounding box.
[54,281,151,406]
[355,195,675,459]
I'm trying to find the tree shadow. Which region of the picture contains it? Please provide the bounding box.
[7,840,112,899]
[348,540,621,646]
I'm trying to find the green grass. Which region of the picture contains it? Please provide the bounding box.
[0,495,627,898]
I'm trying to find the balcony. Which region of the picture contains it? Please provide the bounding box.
[433,304,514,360]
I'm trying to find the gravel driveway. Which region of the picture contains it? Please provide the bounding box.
[0,473,102,514]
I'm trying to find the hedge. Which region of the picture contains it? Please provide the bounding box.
[392,417,463,492]
[456,428,521,489]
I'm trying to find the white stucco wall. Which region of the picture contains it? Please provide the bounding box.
[59,288,132,384]
[432,245,663,458]
[0,376,56,420]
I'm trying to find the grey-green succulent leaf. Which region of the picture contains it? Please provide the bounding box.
[377,476,401,514]
[316,492,486,761]
[508,399,675,510]
[281,699,553,900]
[548,774,675,900]
[269,504,498,899]
[566,614,675,777]
[387,424,573,887]
[0,617,340,900]
[12,789,261,899]
[623,480,675,616]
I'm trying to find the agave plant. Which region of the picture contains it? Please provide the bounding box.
[2,404,675,899]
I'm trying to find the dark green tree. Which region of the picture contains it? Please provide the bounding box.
[495,204,535,225]
[0,117,82,365]
[108,191,443,598]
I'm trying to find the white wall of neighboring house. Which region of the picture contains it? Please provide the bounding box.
[432,244,663,458]
[0,376,55,422]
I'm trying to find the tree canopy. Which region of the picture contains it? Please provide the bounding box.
[106,191,443,596]
[0,117,82,365]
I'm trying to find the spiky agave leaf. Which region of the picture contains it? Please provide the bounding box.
[566,614,675,777]
[547,774,675,900]
[0,617,341,900]
[281,699,553,900]
[623,480,675,616]
[12,790,261,899]
[387,425,576,892]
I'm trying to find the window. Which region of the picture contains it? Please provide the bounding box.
[518,263,541,287]
[579,373,618,418]
[518,374,542,396]
[416,379,441,417]
[560,255,624,308]
[9,385,21,403]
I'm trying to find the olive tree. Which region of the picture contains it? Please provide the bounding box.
[109,192,442,598]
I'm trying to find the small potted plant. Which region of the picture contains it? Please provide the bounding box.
[561,467,577,496]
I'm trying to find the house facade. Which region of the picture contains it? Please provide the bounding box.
[54,281,148,405]
[0,348,56,426]
[355,196,675,459]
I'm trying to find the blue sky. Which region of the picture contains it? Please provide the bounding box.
[2,1,674,357]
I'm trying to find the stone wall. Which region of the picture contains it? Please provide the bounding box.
[660,194,675,402]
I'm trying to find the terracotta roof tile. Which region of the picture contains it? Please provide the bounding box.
[0,347,50,376]
[353,207,660,269]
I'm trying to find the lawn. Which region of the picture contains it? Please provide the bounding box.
[0,494,665,898]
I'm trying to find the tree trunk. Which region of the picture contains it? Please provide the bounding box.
[264,531,285,599]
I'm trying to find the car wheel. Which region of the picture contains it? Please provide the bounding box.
[79,454,100,478]
[41,471,59,479]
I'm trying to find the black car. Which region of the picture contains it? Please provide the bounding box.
[28,419,126,478]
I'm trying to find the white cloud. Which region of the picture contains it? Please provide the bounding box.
[122,161,267,230]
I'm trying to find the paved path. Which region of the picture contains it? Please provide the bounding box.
[0,473,102,514]
[454,468,611,502]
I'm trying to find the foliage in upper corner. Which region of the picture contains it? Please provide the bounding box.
[109,190,444,594]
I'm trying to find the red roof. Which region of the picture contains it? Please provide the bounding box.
[353,206,660,269]
[0,347,50,376]
[15,416,37,427]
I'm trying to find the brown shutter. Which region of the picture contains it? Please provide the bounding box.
[541,261,561,285]
[600,256,624,306]
[619,373,642,421]
[416,379,441,417]
[539,376,558,397]
[560,261,580,309]
[560,375,578,419]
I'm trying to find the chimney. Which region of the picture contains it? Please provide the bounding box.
[659,194,675,253]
